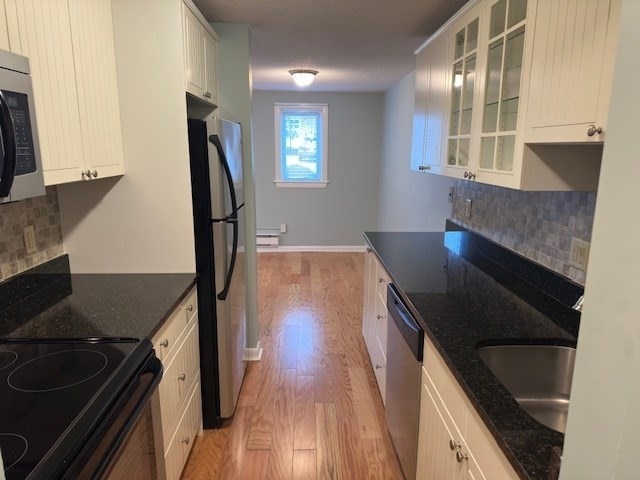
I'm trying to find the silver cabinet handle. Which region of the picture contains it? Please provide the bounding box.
[160,339,169,348]
[178,373,186,381]
[81,169,91,179]
[204,92,212,99]
[181,436,190,445]
[377,314,383,320]
[587,124,603,137]
[186,304,194,312]
[91,170,98,178]
[378,278,384,284]
[456,451,468,463]
[375,364,384,370]
[464,171,476,180]
[449,439,460,451]
[418,165,431,171]
[366,247,372,253]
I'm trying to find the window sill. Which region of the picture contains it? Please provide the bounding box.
[274,181,329,189]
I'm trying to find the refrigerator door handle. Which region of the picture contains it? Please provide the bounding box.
[209,134,239,219]
[217,218,239,301]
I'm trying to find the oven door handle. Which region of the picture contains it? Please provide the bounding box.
[89,355,163,479]
[0,91,17,198]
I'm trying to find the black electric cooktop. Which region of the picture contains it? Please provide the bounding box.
[0,338,145,480]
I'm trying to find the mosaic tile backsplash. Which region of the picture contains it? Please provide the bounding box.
[451,180,596,286]
[0,186,64,281]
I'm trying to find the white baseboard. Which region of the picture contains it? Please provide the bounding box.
[257,245,367,253]
[243,341,263,361]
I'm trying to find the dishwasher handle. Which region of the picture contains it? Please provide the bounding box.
[387,284,424,362]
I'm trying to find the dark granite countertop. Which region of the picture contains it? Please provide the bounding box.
[0,255,197,340]
[364,224,583,480]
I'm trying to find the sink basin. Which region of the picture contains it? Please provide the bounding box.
[477,344,576,433]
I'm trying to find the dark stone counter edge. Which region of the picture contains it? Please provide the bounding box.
[144,276,199,340]
[363,232,564,480]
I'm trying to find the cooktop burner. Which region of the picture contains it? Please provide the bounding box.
[8,349,108,392]
[0,338,141,480]
[0,433,28,471]
[0,350,17,370]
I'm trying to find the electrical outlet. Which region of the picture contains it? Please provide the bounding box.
[448,187,454,204]
[465,199,472,218]
[23,225,37,254]
[280,224,287,234]
[569,238,590,271]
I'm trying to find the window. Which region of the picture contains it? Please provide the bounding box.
[274,103,328,188]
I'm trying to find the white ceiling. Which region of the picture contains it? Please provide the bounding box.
[192,0,467,92]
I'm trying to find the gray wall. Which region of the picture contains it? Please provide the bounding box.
[377,72,454,231]
[252,90,383,247]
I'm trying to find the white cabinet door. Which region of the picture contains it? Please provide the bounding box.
[526,0,620,143]
[68,0,125,179]
[5,0,85,185]
[362,249,377,356]
[183,3,206,99]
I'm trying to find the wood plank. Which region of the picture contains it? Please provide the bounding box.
[316,403,341,480]
[297,320,314,376]
[348,367,383,440]
[282,324,299,369]
[293,450,317,480]
[215,406,253,478]
[239,450,270,480]
[247,346,281,450]
[294,375,316,450]
[266,369,296,479]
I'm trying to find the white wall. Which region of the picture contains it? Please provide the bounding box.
[560,1,640,477]
[377,72,454,231]
[57,0,196,273]
[252,90,382,247]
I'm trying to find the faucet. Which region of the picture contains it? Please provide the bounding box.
[572,295,584,312]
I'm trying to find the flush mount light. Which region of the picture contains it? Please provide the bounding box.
[289,69,318,87]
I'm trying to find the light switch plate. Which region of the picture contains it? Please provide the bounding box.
[23,225,37,254]
[569,237,590,271]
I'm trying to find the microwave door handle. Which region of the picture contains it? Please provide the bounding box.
[0,91,16,198]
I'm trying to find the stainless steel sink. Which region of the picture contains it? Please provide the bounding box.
[477,344,576,433]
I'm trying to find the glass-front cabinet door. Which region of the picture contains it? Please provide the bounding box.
[446,14,480,172]
[479,0,527,174]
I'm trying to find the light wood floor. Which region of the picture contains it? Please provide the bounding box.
[181,252,404,479]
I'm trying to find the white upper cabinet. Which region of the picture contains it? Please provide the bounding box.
[183,0,219,106]
[4,0,124,185]
[411,29,451,174]
[412,0,618,190]
[525,0,621,143]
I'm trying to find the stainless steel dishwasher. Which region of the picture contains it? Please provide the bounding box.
[385,284,424,480]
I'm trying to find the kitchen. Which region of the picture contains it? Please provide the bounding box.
[0,0,637,479]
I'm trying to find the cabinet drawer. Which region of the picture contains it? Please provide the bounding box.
[373,338,386,405]
[158,322,200,449]
[153,288,198,363]
[163,380,202,480]
[375,261,391,303]
[375,293,388,354]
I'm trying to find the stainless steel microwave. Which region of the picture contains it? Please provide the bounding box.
[0,49,44,203]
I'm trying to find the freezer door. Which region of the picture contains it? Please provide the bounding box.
[207,117,244,220]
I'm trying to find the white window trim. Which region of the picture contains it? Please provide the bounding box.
[274,103,329,187]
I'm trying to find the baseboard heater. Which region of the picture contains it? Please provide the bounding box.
[256,229,279,247]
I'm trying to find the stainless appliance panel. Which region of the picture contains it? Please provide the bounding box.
[385,284,424,480]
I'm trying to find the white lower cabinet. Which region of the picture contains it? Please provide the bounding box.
[362,249,391,404]
[417,337,519,480]
[151,286,202,480]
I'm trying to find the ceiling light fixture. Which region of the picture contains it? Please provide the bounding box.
[289,69,318,87]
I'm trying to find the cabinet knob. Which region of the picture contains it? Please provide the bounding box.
[160,339,169,348]
[181,436,190,445]
[366,247,372,253]
[91,170,98,178]
[464,171,476,180]
[81,170,91,180]
[186,304,194,312]
[375,364,384,370]
[456,451,468,463]
[449,439,460,451]
[418,165,431,171]
[204,91,212,99]
[378,278,384,284]
[587,124,603,137]
[178,373,186,381]
[377,314,383,320]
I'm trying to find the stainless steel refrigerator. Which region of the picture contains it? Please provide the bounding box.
[188,117,247,428]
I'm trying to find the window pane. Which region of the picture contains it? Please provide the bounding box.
[461,55,476,135]
[508,0,527,27]
[466,19,479,53]
[483,39,503,133]
[480,137,496,169]
[280,110,322,181]
[454,28,465,59]
[490,0,507,38]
